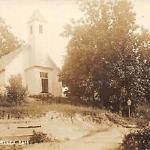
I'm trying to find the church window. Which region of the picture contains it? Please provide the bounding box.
[40,72,48,78]
[30,26,32,34]
[39,24,43,33]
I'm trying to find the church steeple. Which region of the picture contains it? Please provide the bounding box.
[27,10,49,66]
[28,10,48,38]
[28,10,47,24]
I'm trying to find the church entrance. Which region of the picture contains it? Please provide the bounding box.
[41,79,48,93]
[40,72,48,93]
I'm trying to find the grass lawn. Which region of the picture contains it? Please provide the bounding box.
[0,97,105,119]
[0,97,149,127]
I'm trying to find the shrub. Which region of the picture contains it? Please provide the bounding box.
[29,130,49,144]
[0,86,7,105]
[30,93,54,102]
[136,118,148,128]
[122,128,150,150]
[6,74,27,105]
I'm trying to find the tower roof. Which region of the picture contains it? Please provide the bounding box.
[28,10,47,24]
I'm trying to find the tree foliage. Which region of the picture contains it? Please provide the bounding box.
[0,17,21,57]
[60,0,150,114]
[6,74,27,105]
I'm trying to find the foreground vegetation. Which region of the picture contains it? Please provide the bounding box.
[0,98,149,128]
[122,128,150,150]
[0,100,105,119]
[0,145,22,150]
[0,100,149,150]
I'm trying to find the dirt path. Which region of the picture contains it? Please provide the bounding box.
[0,106,129,150]
[23,127,125,150]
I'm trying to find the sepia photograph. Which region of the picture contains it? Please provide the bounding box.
[0,0,149,149]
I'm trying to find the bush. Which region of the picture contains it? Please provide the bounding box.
[29,131,49,144]
[30,93,54,102]
[0,86,8,106]
[122,128,150,150]
[6,74,27,105]
[136,118,148,128]
[30,94,71,104]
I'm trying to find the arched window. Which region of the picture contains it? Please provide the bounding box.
[39,24,43,33]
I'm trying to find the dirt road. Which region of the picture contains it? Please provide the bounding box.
[24,127,125,150]
[0,107,128,150]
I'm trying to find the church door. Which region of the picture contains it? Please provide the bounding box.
[41,79,48,93]
[40,72,48,93]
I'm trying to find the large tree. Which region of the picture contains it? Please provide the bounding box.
[0,17,21,57]
[60,0,150,113]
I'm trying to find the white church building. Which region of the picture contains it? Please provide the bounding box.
[0,11,62,97]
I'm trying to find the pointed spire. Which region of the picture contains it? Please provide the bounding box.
[28,10,47,24]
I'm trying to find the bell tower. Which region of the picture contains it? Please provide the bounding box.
[27,10,49,66]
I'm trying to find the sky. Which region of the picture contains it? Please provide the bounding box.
[0,0,150,67]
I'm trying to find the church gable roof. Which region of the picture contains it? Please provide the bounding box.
[24,54,60,71]
[48,56,60,71]
[0,45,29,71]
[0,45,60,72]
